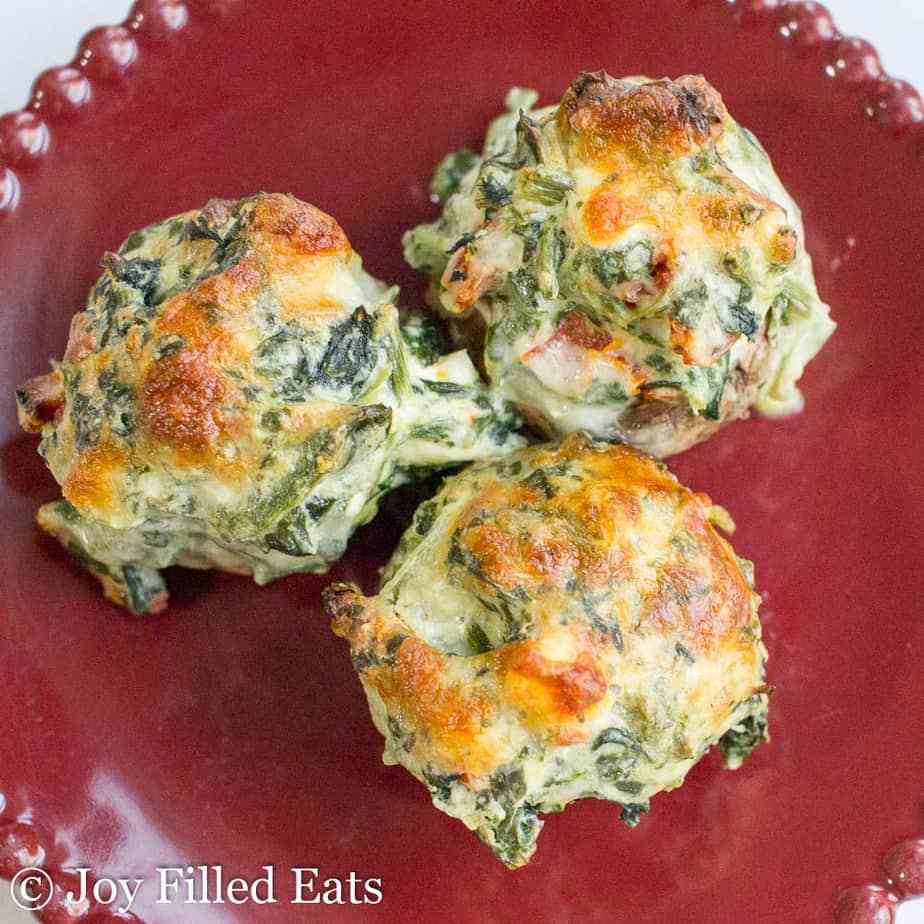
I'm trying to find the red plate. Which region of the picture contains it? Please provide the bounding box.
[1,1,922,921]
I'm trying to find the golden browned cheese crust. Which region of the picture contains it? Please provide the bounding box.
[403,73,835,457]
[557,72,725,174]
[329,434,769,866]
[19,195,358,526]
[17,193,524,613]
[60,195,354,516]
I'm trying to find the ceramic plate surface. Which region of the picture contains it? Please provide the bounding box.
[1,1,922,921]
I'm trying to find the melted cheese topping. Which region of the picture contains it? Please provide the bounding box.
[17,193,524,613]
[404,72,835,457]
[329,434,769,867]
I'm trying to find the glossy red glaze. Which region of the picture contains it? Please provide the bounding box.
[37,870,94,923]
[77,27,139,81]
[1,1,922,921]
[732,0,781,18]
[882,839,924,898]
[0,167,21,214]
[30,67,93,120]
[867,78,924,135]
[777,1,838,47]
[0,112,50,168]
[827,37,883,83]
[833,886,897,924]
[0,822,45,879]
[127,1,190,43]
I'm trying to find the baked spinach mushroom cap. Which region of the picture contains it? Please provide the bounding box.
[16,193,524,614]
[404,72,835,457]
[328,433,770,867]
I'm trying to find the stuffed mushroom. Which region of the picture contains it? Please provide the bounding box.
[404,72,835,457]
[16,193,524,614]
[328,433,769,867]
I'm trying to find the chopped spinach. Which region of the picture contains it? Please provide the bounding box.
[520,468,556,499]
[258,307,379,401]
[447,232,478,255]
[103,254,162,306]
[306,496,336,520]
[408,422,452,443]
[226,407,390,540]
[154,334,185,360]
[645,351,676,374]
[675,351,731,420]
[400,314,447,366]
[719,286,759,339]
[490,802,541,866]
[515,112,551,165]
[487,267,544,356]
[263,504,322,557]
[477,174,513,211]
[70,393,103,450]
[669,281,708,328]
[466,622,493,654]
[516,167,574,206]
[315,306,377,391]
[592,727,643,752]
[559,241,655,320]
[592,241,653,289]
[470,400,522,446]
[420,379,469,396]
[352,632,406,672]
[475,159,517,212]
[423,767,462,802]
[720,251,759,339]
[257,324,315,400]
[430,148,479,203]
[97,370,135,440]
[121,563,166,616]
[619,802,650,828]
[534,222,564,299]
[121,230,147,252]
[477,766,542,866]
[447,527,531,640]
[585,381,630,404]
[414,499,439,537]
[56,499,81,522]
[720,707,768,769]
[184,208,243,267]
[610,780,645,795]
[595,726,643,786]
[402,223,452,276]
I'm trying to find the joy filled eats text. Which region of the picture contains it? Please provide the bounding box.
[10,865,383,914]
